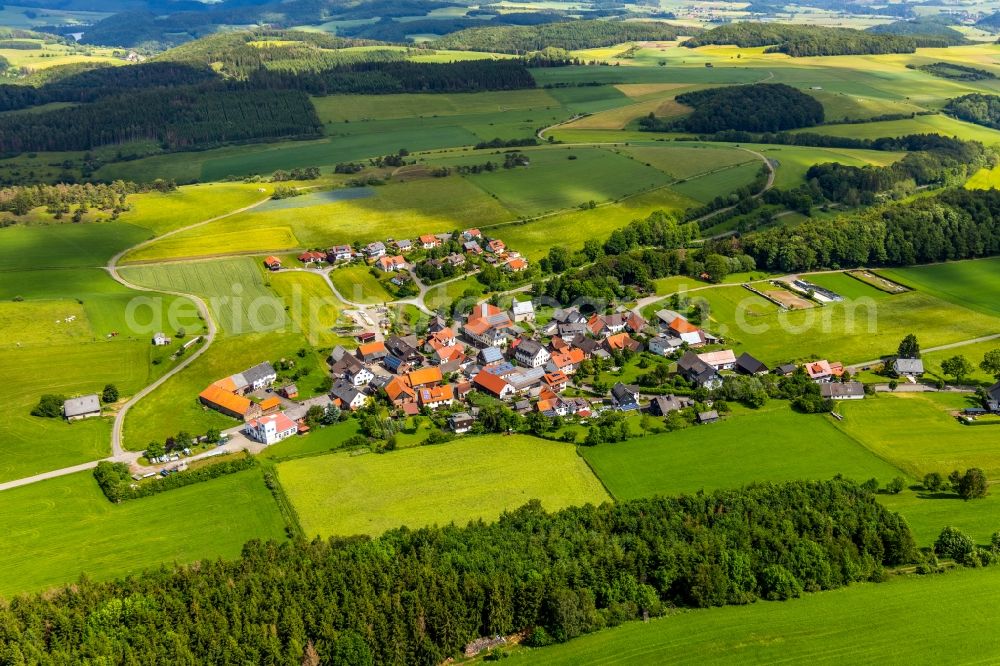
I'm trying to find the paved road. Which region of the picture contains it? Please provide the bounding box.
[0,461,101,492]
[103,198,272,458]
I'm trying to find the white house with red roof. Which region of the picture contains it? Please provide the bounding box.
[464,302,512,348]
[246,412,298,445]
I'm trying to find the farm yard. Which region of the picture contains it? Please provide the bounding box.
[279,436,610,538]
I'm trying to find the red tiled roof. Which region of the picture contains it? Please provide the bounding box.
[408,366,443,387]
[358,341,386,357]
[248,411,297,432]
[473,371,511,396]
[669,317,699,334]
[199,384,251,416]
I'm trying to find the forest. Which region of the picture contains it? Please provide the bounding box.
[0,179,174,217]
[943,93,1000,129]
[0,480,915,664]
[741,188,1000,271]
[866,17,968,46]
[433,19,691,54]
[641,84,824,133]
[915,62,996,81]
[684,24,948,56]
[0,86,322,152]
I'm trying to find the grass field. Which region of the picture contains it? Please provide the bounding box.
[665,279,1000,365]
[622,144,753,179]
[269,270,350,347]
[922,339,1000,386]
[881,257,1000,318]
[517,567,1000,664]
[279,435,610,537]
[0,468,286,597]
[312,89,562,122]
[121,329,324,448]
[120,258,284,336]
[803,113,1000,144]
[118,183,271,237]
[328,263,394,305]
[671,162,763,203]
[582,404,902,501]
[0,222,149,271]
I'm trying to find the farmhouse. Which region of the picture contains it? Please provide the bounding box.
[806,360,836,382]
[332,353,373,386]
[648,333,683,357]
[408,366,443,389]
[513,338,550,368]
[611,383,641,411]
[473,371,515,400]
[386,335,423,365]
[263,256,281,271]
[603,333,641,353]
[198,384,260,421]
[330,379,368,411]
[505,258,528,273]
[394,239,413,253]
[487,239,506,255]
[63,394,101,421]
[246,412,298,445]
[479,346,505,366]
[893,358,925,378]
[384,376,416,407]
[152,332,171,346]
[658,311,709,347]
[259,396,281,415]
[507,367,546,393]
[820,381,865,400]
[463,240,483,255]
[463,228,482,240]
[241,362,278,392]
[677,351,722,389]
[377,255,406,272]
[547,347,585,375]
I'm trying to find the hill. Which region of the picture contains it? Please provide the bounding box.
[684,23,950,56]
[641,83,824,133]
[866,17,968,46]
[433,19,691,54]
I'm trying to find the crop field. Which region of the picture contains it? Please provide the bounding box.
[671,161,763,203]
[0,222,149,271]
[120,258,286,335]
[674,282,1000,365]
[129,178,514,262]
[802,114,1000,144]
[0,468,286,598]
[269,271,350,347]
[621,144,754,180]
[279,435,610,538]
[965,164,1000,190]
[312,89,563,122]
[560,95,692,130]
[834,393,1000,480]
[122,329,323,448]
[881,257,1000,318]
[519,567,1000,665]
[1,341,151,482]
[582,404,902,501]
[328,263,394,305]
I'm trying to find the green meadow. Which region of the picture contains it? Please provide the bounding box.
[0,468,286,598]
[582,404,902,501]
[280,435,610,538]
[328,263,394,304]
[269,271,351,347]
[518,567,1000,665]
[881,257,1000,318]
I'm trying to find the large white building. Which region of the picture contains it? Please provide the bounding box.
[246,412,298,445]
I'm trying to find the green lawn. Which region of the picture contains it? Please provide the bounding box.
[516,566,1000,665]
[0,468,286,598]
[329,263,394,304]
[279,435,610,538]
[583,404,903,501]
[882,257,1000,318]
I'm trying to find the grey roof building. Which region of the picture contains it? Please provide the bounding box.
[893,358,925,376]
[63,394,101,420]
[820,381,865,400]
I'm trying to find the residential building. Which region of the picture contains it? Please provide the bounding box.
[986,382,1000,413]
[677,351,722,389]
[463,228,482,240]
[246,412,298,445]
[298,250,326,264]
[553,307,587,325]
[377,255,406,272]
[394,239,413,253]
[626,311,647,335]
[357,341,388,364]
[547,347,585,375]
[63,394,101,421]
[514,338,551,368]
[366,241,386,258]
[420,234,441,249]
[332,353,373,386]
[331,379,368,410]
[508,367,546,393]
[329,245,353,262]
[697,350,737,371]
[487,239,506,254]
[510,298,535,322]
[385,335,422,364]
[463,240,483,255]
[280,384,298,399]
[446,253,466,267]
[649,394,693,416]
[611,383,641,411]
[805,360,835,382]
[408,366,443,389]
[263,256,281,271]
[557,322,588,343]
[450,412,475,433]
[505,257,528,272]
[473,371,515,400]
[735,352,769,376]
[666,316,707,347]
[419,384,454,410]
[464,303,512,348]
[893,358,925,377]
[649,333,683,357]
[385,376,416,407]
[242,362,278,391]
[603,333,641,354]
[697,410,720,424]
[774,363,798,377]
[588,313,627,338]
[820,382,865,400]
[543,371,569,393]
[152,332,171,346]
[198,384,261,421]
[479,346,505,366]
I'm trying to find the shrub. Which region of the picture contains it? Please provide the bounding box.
[31,394,65,418]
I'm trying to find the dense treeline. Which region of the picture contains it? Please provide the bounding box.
[684,23,947,56]
[0,86,322,152]
[914,62,997,81]
[0,480,915,663]
[249,59,536,95]
[943,93,1000,129]
[433,19,690,54]
[866,18,968,46]
[0,179,174,217]
[0,61,216,112]
[642,84,823,133]
[741,187,1000,271]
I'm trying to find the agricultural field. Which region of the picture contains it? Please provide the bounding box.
[582,404,903,501]
[671,161,763,203]
[519,567,1000,665]
[621,144,755,180]
[0,468,286,597]
[881,257,1000,318]
[279,435,610,538]
[269,271,351,347]
[0,222,148,271]
[328,263,394,305]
